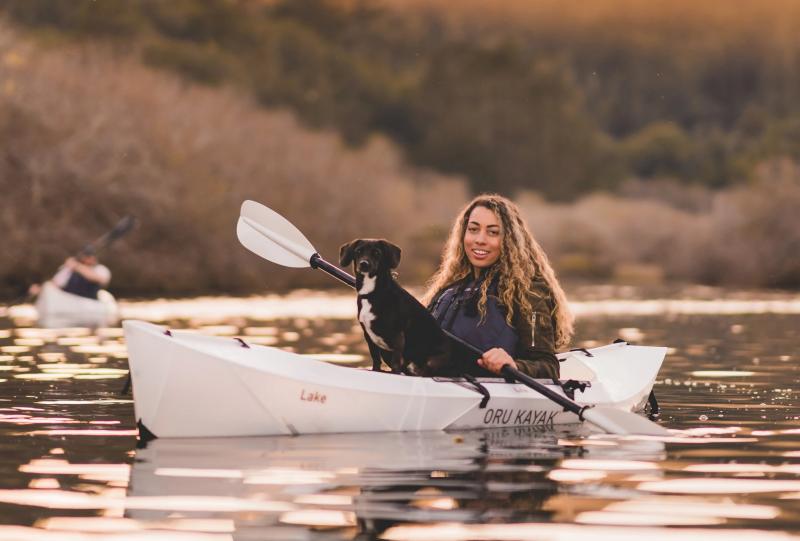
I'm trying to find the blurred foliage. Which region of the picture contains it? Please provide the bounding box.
[0,0,143,37]
[0,33,469,298]
[518,161,800,290]
[2,1,800,295]
[4,0,800,199]
[624,123,694,180]
[143,40,233,85]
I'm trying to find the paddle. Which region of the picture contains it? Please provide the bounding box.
[6,215,137,307]
[84,215,137,255]
[237,200,669,436]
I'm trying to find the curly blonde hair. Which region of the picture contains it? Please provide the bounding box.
[422,194,574,350]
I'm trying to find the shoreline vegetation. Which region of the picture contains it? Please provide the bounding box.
[1,1,799,297]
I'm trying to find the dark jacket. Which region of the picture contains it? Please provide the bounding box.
[63,271,101,300]
[428,275,560,379]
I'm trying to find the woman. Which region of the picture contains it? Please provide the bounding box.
[422,194,574,378]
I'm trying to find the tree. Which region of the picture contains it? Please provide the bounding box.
[410,42,622,199]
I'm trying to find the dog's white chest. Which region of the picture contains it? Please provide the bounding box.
[358,275,376,295]
[359,299,391,350]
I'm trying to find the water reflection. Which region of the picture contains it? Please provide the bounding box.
[121,429,664,539]
[380,523,800,540]
[0,287,798,539]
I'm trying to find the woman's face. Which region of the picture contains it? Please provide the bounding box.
[463,205,502,271]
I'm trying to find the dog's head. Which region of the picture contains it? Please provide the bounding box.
[339,239,401,276]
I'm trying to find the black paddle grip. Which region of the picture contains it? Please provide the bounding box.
[310,253,356,288]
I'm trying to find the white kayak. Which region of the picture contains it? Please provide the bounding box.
[124,320,666,439]
[35,281,119,328]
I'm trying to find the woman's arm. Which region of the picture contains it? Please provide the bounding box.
[476,333,559,378]
[474,284,559,378]
[66,258,111,286]
[476,347,515,373]
[510,282,560,379]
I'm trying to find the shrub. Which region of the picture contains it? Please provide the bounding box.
[0,26,469,297]
[143,40,231,85]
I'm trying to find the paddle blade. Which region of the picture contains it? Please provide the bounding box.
[84,215,138,255]
[237,200,317,268]
[582,406,670,436]
[108,215,137,241]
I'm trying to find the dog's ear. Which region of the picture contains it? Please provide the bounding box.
[380,240,402,270]
[339,240,359,267]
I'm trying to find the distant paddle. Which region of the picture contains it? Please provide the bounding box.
[84,215,137,256]
[237,200,669,437]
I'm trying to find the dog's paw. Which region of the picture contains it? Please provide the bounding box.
[403,364,421,377]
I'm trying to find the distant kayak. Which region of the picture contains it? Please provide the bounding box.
[35,281,118,328]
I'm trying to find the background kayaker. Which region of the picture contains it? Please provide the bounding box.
[28,247,112,300]
[422,193,574,379]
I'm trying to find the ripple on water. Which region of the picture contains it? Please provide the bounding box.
[0,292,799,538]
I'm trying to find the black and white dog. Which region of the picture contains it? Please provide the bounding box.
[339,239,453,376]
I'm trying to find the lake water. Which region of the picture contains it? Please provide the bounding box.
[0,285,798,540]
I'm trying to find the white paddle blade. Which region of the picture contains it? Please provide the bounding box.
[582,407,670,436]
[237,200,317,268]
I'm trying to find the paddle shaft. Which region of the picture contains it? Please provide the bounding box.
[308,252,590,419]
[310,254,356,288]
[84,216,137,256]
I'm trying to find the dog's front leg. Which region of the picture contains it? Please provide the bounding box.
[364,332,384,371]
[387,334,406,374]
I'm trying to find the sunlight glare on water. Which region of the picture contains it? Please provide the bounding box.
[0,285,798,539]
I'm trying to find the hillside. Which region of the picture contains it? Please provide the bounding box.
[0,25,468,297]
[3,0,800,199]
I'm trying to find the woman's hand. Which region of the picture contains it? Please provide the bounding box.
[477,347,516,375]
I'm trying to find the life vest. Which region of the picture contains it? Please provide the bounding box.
[63,271,101,300]
[429,277,519,372]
